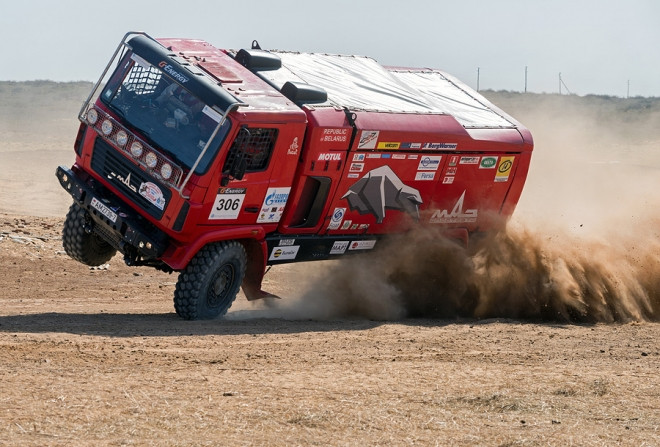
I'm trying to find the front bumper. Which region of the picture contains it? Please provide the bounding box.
[56,165,168,260]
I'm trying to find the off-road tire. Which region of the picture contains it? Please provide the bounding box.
[174,241,247,320]
[62,202,117,266]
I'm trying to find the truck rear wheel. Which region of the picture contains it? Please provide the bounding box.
[174,241,247,320]
[62,202,117,266]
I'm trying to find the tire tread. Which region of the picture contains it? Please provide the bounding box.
[173,241,246,320]
[62,203,116,266]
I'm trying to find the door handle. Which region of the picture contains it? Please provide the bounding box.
[244,206,260,213]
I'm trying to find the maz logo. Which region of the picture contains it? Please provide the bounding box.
[429,191,478,224]
[108,171,137,193]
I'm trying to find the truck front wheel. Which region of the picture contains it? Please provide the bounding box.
[174,241,247,320]
[62,202,117,266]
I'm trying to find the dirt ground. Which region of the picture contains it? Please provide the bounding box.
[1,82,659,445]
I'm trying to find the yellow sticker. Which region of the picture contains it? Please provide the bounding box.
[495,156,515,182]
[377,142,400,150]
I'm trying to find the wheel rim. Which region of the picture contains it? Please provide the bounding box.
[207,264,235,308]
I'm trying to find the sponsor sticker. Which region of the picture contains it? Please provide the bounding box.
[392,154,406,160]
[90,197,117,223]
[495,156,515,182]
[317,152,342,161]
[268,245,300,261]
[480,156,498,169]
[327,207,346,230]
[460,156,480,165]
[417,156,442,171]
[347,173,359,179]
[353,153,365,162]
[445,167,457,176]
[348,240,377,250]
[349,163,364,173]
[400,142,422,149]
[280,239,296,246]
[367,153,382,159]
[377,142,400,150]
[449,155,459,167]
[408,154,419,160]
[415,171,435,181]
[202,105,223,123]
[443,176,455,184]
[287,137,299,155]
[257,187,291,223]
[341,220,352,230]
[159,61,189,83]
[330,241,350,255]
[422,142,458,150]
[209,187,246,220]
[358,130,379,149]
[139,182,166,210]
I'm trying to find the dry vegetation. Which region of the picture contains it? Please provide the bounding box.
[1,82,659,445]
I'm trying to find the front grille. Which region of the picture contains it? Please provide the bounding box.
[91,138,171,219]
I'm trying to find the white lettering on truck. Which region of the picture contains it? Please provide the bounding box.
[159,61,189,83]
[318,153,342,161]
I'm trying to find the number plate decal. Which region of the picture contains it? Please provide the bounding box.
[208,188,247,220]
[90,197,118,223]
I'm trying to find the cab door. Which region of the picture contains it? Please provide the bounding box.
[203,123,305,228]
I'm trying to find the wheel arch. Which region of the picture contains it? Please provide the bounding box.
[161,226,268,270]
[163,227,270,300]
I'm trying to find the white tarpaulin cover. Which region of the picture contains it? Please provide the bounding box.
[260,52,515,129]
[388,70,515,129]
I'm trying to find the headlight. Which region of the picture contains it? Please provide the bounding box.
[130,141,143,158]
[86,108,98,125]
[145,152,158,169]
[116,130,128,147]
[101,119,113,136]
[160,163,172,180]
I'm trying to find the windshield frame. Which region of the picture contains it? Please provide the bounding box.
[99,51,232,176]
[78,32,244,197]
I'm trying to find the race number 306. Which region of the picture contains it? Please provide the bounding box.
[208,188,246,220]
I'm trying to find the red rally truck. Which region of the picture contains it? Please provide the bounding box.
[56,32,533,320]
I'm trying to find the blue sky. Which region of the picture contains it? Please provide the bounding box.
[1,0,657,97]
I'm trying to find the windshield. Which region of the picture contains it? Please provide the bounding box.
[100,52,230,174]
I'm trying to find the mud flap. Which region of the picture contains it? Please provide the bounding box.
[241,239,281,301]
[242,284,280,301]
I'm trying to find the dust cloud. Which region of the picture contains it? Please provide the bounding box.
[232,93,660,322]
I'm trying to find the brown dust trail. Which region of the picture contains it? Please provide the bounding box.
[309,222,660,322]
[234,220,660,323]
